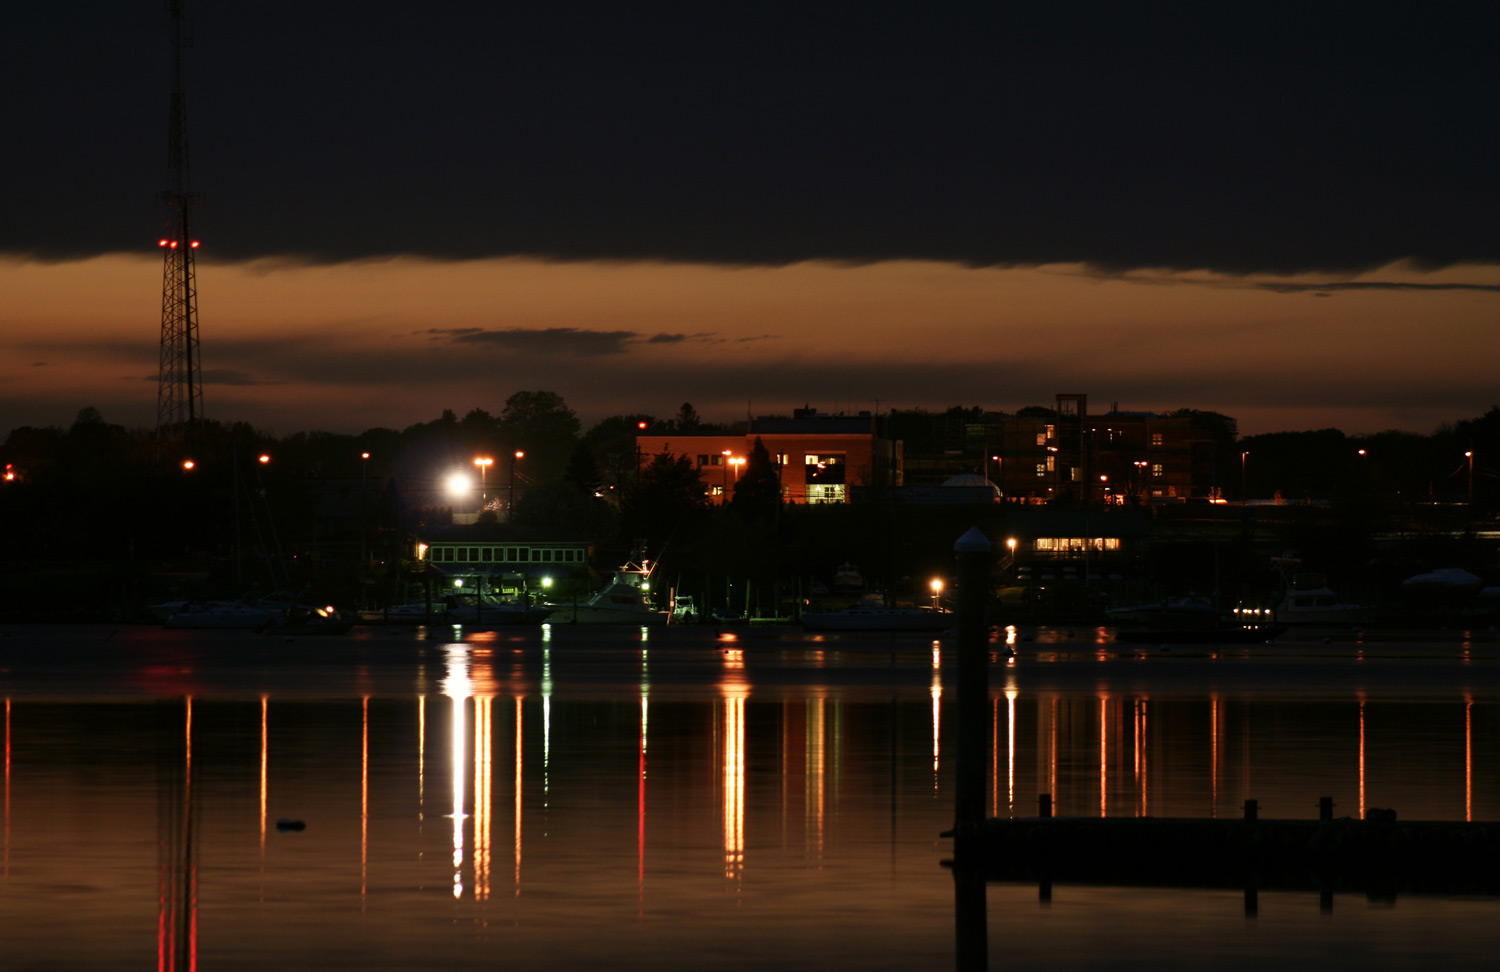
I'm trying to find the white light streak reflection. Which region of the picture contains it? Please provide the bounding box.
[638,693,648,905]
[473,696,492,902]
[442,647,471,901]
[514,697,523,895]
[931,667,942,788]
[417,696,426,823]
[1210,695,1220,817]
[259,696,267,853]
[1099,695,1108,817]
[807,696,827,859]
[361,696,369,903]
[720,663,748,882]
[1359,696,1367,821]
[5,698,10,876]
[1005,689,1017,817]
[1466,695,1474,822]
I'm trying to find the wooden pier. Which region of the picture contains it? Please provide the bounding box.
[976,799,1500,896]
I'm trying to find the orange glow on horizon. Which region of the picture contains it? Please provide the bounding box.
[4,254,1499,436]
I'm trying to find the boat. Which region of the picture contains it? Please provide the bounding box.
[800,600,953,633]
[545,560,669,625]
[356,602,449,624]
[1269,556,1374,626]
[444,594,553,626]
[832,561,864,591]
[266,603,355,635]
[1108,596,1283,644]
[671,595,700,624]
[1275,574,1372,625]
[163,600,277,630]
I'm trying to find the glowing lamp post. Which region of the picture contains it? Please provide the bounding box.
[509,451,524,517]
[1466,451,1475,505]
[474,457,494,511]
[930,577,944,611]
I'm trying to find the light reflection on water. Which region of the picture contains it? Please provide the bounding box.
[0,625,1498,970]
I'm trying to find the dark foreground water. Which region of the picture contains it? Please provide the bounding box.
[2,622,1499,970]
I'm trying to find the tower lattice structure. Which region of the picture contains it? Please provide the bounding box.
[157,0,203,444]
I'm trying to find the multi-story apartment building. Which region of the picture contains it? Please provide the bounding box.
[995,395,1212,504]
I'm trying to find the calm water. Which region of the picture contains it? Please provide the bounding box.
[2,623,1499,970]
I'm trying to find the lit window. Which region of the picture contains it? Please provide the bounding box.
[1035,463,1047,477]
[1151,463,1163,478]
[1151,433,1163,447]
[1035,433,1047,446]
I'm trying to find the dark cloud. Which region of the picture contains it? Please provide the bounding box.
[131,368,278,386]
[200,369,282,387]
[1255,281,1500,295]
[9,3,1499,273]
[445,327,638,356]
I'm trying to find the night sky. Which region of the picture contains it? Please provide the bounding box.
[4,2,1498,435]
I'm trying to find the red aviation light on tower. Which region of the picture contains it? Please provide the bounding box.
[158,239,170,247]
[190,241,200,248]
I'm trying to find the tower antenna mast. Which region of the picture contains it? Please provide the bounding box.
[156,0,204,445]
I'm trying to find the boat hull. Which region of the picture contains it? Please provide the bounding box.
[1113,625,1286,644]
[800,609,952,633]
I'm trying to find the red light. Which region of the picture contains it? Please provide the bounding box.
[190,241,200,248]
[158,239,169,247]
[169,241,179,249]
[637,421,647,429]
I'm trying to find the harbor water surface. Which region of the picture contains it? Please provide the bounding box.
[2,623,1499,970]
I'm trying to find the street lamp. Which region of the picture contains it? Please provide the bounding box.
[474,457,494,510]
[721,449,732,504]
[930,577,944,611]
[360,451,372,565]
[1466,451,1474,505]
[509,451,524,517]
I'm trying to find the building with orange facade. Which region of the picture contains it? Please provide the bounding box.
[636,408,901,505]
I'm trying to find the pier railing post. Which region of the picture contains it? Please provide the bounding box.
[953,527,992,852]
[952,527,992,972]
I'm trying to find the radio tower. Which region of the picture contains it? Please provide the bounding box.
[157,0,204,445]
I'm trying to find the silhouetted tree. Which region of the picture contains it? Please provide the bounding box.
[731,436,781,520]
[500,391,581,486]
[563,441,604,496]
[674,402,701,433]
[622,452,706,544]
